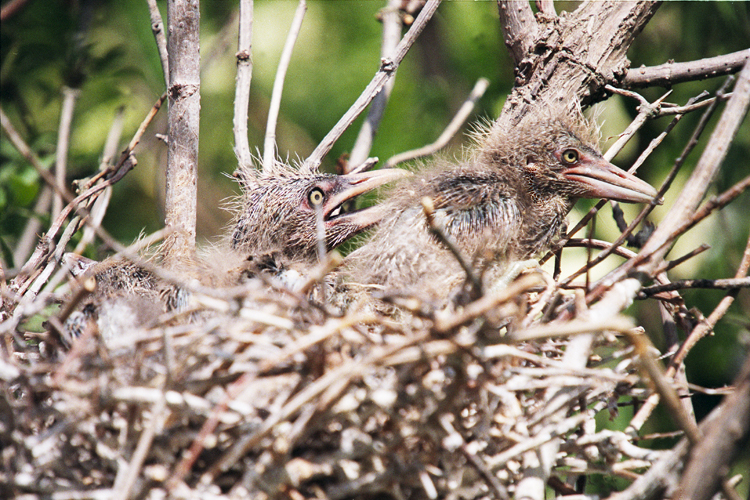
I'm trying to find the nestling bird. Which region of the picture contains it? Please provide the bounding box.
[346,107,659,302]
[229,161,408,288]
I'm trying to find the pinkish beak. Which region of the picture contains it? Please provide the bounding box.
[563,158,659,204]
[324,168,411,230]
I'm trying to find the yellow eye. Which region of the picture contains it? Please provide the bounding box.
[562,149,579,165]
[308,187,325,207]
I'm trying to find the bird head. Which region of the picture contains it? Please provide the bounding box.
[508,113,659,205]
[231,165,409,263]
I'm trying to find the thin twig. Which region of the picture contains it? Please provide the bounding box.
[263,0,307,171]
[52,87,80,221]
[74,107,125,254]
[304,0,441,171]
[384,77,490,168]
[421,196,482,297]
[348,0,403,171]
[639,277,750,297]
[146,0,169,87]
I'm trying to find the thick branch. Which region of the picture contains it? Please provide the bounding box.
[493,2,660,131]
[233,0,253,170]
[623,49,750,88]
[496,1,538,66]
[165,0,200,264]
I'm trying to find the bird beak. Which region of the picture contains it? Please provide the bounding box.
[563,158,660,204]
[324,168,411,229]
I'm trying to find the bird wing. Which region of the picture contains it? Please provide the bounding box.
[428,172,523,255]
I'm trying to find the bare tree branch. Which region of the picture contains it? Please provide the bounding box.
[263,0,307,171]
[639,277,750,297]
[52,87,79,221]
[164,0,200,265]
[348,0,403,172]
[674,352,750,500]
[623,49,750,88]
[146,0,169,87]
[303,0,441,171]
[384,77,489,169]
[493,2,660,131]
[233,0,253,170]
[496,0,538,67]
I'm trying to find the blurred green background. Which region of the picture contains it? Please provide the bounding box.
[2,0,749,489]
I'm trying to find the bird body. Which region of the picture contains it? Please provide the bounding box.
[346,108,658,302]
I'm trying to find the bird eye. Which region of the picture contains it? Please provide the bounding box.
[561,149,579,165]
[308,187,325,207]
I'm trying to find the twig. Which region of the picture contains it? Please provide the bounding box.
[384,77,490,168]
[263,0,307,171]
[623,49,750,88]
[304,0,441,171]
[233,0,254,170]
[653,243,710,275]
[421,196,482,297]
[348,0,403,171]
[146,0,169,87]
[74,107,125,254]
[638,277,750,297]
[656,92,731,116]
[52,87,80,221]
[563,239,637,260]
[112,396,169,500]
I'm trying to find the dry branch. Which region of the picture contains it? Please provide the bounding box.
[164,0,200,265]
[623,49,750,88]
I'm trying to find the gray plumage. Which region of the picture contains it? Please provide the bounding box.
[346,108,658,301]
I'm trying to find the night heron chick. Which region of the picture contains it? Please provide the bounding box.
[346,107,659,302]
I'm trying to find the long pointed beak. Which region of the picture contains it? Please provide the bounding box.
[563,159,660,204]
[324,168,411,230]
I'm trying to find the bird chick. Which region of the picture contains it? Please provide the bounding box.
[230,161,409,279]
[346,108,659,302]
